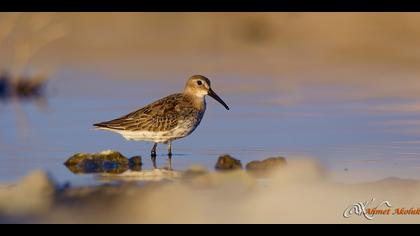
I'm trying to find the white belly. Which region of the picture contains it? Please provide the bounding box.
[98,120,199,143]
[118,129,189,143]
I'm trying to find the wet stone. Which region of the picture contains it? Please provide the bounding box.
[215,155,243,171]
[64,150,142,174]
[129,156,143,171]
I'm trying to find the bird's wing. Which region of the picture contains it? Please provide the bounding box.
[94,94,190,132]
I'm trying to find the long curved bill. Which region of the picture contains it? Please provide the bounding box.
[208,88,230,110]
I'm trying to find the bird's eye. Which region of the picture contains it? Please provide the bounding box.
[197,80,203,86]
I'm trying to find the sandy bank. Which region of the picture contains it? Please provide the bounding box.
[1,159,420,223]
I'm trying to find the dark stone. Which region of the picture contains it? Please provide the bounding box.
[103,161,119,170]
[246,157,287,176]
[129,156,143,171]
[81,160,101,172]
[64,151,132,174]
[65,151,128,166]
[215,154,243,171]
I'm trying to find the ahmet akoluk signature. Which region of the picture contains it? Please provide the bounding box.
[343,198,420,220]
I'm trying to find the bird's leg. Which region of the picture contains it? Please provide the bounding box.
[151,143,158,169]
[151,143,157,157]
[168,141,172,157]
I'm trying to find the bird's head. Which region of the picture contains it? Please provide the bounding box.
[184,75,230,110]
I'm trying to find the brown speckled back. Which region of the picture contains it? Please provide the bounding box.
[94,93,203,133]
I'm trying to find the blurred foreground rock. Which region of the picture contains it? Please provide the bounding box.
[0,171,55,215]
[185,169,256,190]
[65,150,142,174]
[246,157,287,176]
[215,154,243,170]
[183,165,209,179]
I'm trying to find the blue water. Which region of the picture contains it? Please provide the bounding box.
[2,67,420,185]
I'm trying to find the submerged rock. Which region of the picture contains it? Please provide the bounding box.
[215,155,243,171]
[246,157,287,176]
[64,150,142,174]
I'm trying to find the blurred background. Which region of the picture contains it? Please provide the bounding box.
[2,13,420,185]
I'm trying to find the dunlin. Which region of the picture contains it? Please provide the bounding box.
[94,75,230,158]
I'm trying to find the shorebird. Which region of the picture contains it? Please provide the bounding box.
[94,75,230,158]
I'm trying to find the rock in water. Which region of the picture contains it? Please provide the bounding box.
[64,150,142,174]
[65,150,128,165]
[129,156,143,171]
[246,157,287,176]
[215,155,243,170]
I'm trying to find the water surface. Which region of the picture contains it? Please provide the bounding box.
[2,66,420,185]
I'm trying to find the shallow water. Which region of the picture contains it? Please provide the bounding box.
[2,66,420,186]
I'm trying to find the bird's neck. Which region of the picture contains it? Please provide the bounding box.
[185,92,206,111]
